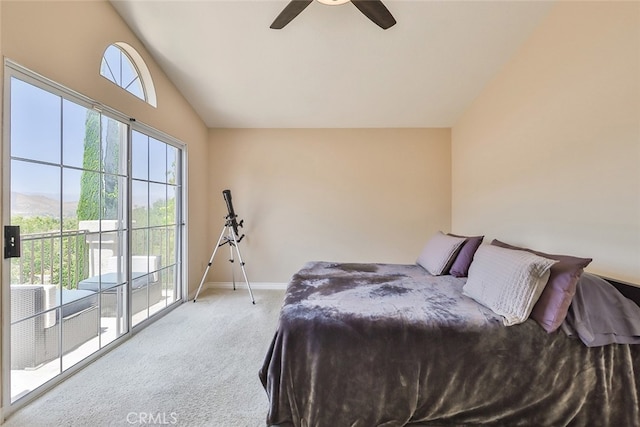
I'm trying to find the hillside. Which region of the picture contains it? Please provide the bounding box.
[11,192,78,218]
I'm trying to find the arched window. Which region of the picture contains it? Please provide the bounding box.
[100,42,157,107]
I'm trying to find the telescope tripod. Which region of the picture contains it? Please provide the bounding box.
[193,218,255,304]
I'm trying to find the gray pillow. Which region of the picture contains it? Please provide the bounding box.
[416,232,466,276]
[562,273,640,347]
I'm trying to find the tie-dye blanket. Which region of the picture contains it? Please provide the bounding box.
[259,262,639,426]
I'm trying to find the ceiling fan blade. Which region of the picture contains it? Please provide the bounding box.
[270,0,314,29]
[351,0,396,30]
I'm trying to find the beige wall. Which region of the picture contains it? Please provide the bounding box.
[208,128,451,283]
[0,0,209,411]
[452,1,640,283]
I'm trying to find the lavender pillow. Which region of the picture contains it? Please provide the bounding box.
[416,232,466,276]
[491,239,592,333]
[447,234,484,277]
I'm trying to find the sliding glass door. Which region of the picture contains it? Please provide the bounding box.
[130,130,182,326]
[3,67,184,406]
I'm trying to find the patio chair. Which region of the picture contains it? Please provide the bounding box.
[11,284,100,370]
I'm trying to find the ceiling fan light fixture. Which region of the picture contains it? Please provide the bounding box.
[317,0,350,5]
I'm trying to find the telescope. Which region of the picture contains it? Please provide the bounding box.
[223,189,243,239]
[193,189,254,303]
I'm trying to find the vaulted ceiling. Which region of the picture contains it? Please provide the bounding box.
[110,0,554,128]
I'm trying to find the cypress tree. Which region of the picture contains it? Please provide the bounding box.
[76,110,101,220]
[103,119,120,219]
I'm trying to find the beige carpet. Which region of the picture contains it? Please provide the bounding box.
[3,288,285,427]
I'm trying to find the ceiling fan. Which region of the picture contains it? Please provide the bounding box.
[270,0,396,30]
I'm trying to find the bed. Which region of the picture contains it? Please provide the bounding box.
[259,259,640,426]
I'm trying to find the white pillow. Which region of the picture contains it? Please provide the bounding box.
[416,232,466,275]
[463,244,556,326]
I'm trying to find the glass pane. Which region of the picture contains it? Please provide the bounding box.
[63,169,90,290]
[11,161,62,290]
[75,169,101,225]
[132,131,149,180]
[74,166,101,281]
[167,185,178,226]
[75,168,101,284]
[11,231,63,289]
[132,180,149,228]
[78,263,122,293]
[126,77,145,101]
[61,293,100,371]
[101,116,126,176]
[11,310,61,402]
[100,58,116,84]
[149,138,167,183]
[62,158,90,292]
[11,161,61,224]
[167,226,177,268]
[63,166,82,232]
[121,53,145,101]
[150,228,166,269]
[102,237,128,280]
[166,265,178,304]
[72,109,101,173]
[132,229,149,259]
[61,232,88,291]
[121,53,138,90]
[102,45,122,85]
[131,254,150,275]
[143,258,160,320]
[149,183,166,227]
[131,277,149,327]
[102,175,127,227]
[167,145,178,185]
[101,231,126,278]
[149,268,166,318]
[62,101,93,168]
[100,284,128,346]
[11,77,61,164]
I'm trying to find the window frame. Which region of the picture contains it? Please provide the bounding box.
[100,42,158,108]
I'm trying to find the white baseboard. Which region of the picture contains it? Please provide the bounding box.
[205,282,287,291]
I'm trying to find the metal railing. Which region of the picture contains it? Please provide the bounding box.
[12,229,91,289]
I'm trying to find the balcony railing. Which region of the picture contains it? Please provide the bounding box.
[12,229,91,290]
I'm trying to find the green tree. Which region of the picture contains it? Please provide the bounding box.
[103,118,120,219]
[77,110,100,221]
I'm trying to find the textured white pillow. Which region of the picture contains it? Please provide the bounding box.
[416,232,466,276]
[463,245,556,326]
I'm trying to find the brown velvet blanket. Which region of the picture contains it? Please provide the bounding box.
[259,262,640,426]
